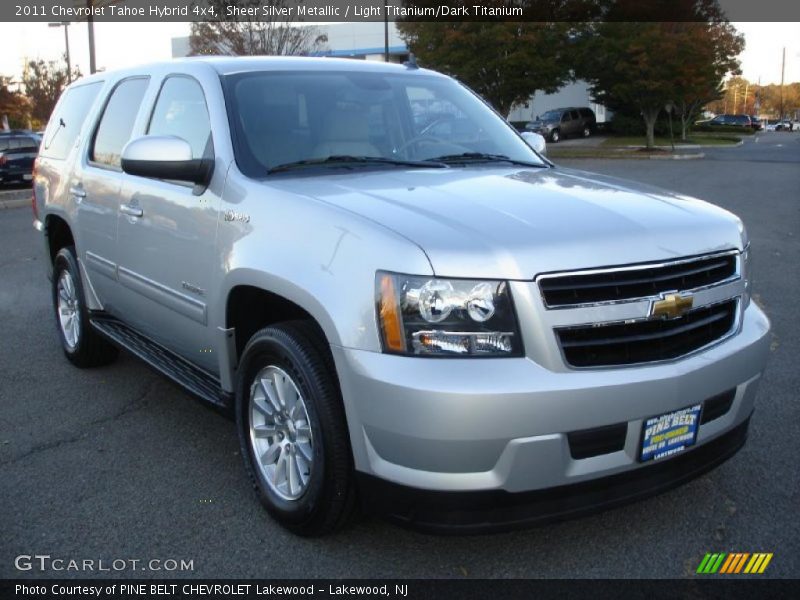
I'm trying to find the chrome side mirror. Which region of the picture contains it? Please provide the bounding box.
[521,131,547,156]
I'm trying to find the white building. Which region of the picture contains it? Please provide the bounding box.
[172,23,606,121]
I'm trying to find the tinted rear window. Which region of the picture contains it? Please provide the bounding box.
[41,82,103,160]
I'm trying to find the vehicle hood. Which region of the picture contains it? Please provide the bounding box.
[270,166,744,279]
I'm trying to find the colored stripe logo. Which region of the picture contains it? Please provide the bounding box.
[696,552,773,574]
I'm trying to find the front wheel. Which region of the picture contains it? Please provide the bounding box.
[582,126,592,137]
[550,129,560,143]
[236,321,357,536]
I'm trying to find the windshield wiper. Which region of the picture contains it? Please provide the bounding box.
[430,152,546,168]
[267,155,447,174]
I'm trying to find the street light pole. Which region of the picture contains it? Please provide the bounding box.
[87,0,97,74]
[48,22,72,81]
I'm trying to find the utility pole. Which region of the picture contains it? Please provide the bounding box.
[383,2,389,62]
[87,0,97,74]
[48,22,71,81]
[779,47,785,118]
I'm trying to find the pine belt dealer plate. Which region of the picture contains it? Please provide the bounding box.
[640,404,702,462]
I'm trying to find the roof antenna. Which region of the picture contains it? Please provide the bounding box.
[403,53,418,69]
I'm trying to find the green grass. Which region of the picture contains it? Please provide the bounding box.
[601,135,740,148]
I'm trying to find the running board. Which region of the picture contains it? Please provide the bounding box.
[90,316,231,410]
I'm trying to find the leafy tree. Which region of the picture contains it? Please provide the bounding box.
[397,21,579,118]
[671,21,743,140]
[0,76,32,129]
[22,57,81,126]
[189,0,327,56]
[578,1,742,147]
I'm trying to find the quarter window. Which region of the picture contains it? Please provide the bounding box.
[90,77,149,168]
[148,76,212,159]
[40,81,102,160]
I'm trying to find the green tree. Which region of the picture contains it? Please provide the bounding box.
[189,0,327,56]
[672,21,743,140]
[397,21,577,118]
[22,57,81,126]
[0,76,32,129]
[578,1,742,147]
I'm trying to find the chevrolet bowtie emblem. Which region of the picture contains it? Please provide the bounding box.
[650,293,694,319]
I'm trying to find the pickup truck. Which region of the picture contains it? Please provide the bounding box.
[33,57,770,536]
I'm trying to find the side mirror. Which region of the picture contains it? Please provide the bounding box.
[121,136,212,186]
[521,131,547,155]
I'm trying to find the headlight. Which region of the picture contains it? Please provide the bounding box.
[376,272,522,357]
[742,243,751,308]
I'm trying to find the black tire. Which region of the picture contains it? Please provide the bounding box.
[236,321,356,536]
[550,129,560,143]
[52,246,119,368]
[582,126,592,137]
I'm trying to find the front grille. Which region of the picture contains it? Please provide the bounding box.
[539,253,737,307]
[557,300,737,367]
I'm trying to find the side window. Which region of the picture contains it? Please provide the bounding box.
[147,76,212,159]
[90,77,149,168]
[18,136,39,151]
[561,112,571,123]
[0,138,8,152]
[570,110,580,120]
[41,82,102,160]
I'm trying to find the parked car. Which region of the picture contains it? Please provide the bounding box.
[34,58,769,535]
[0,130,40,184]
[697,114,752,129]
[525,107,596,142]
[775,120,795,131]
[748,116,763,131]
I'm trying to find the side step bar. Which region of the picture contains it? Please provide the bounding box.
[90,316,231,410]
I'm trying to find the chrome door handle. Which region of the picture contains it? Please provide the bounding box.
[120,204,143,217]
[69,186,86,202]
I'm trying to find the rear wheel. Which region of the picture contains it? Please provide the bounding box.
[550,129,560,143]
[52,246,118,367]
[582,126,592,137]
[236,321,356,536]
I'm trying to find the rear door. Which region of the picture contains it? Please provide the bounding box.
[113,74,219,371]
[72,77,150,311]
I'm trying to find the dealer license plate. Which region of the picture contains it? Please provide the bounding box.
[640,404,702,462]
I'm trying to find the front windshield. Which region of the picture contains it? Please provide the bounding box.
[539,110,561,121]
[224,70,545,176]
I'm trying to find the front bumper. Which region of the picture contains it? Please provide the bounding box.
[332,302,770,507]
[357,416,750,533]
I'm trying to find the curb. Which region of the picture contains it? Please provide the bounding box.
[0,195,30,210]
[550,152,705,160]
[648,152,705,160]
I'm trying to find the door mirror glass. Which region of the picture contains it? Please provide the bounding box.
[121,135,212,185]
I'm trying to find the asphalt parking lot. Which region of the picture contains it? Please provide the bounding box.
[1,132,798,579]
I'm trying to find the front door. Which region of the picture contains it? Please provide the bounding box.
[113,75,219,372]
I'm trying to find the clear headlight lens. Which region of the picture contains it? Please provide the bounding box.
[742,243,751,308]
[376,272,522,357]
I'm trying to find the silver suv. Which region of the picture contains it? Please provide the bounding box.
[34,58,770,535]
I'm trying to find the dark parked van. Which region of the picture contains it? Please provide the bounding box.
[524,107,596,143]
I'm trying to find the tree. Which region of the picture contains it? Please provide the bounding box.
[22,57,81,127]
[189,1,327,56]
[0,76,32,130]
[671,21,743,140]
[397,21,577,118]
[578,1,743,147]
